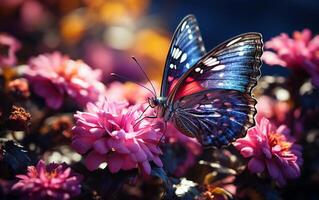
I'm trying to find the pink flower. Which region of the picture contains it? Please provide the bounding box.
[12,160,82,200]
[166,123,202,176]
[263,29,319,87]
[0,33,21,67]
[233,117,303,186]
[71,99,163,175]
[24,52,106,109]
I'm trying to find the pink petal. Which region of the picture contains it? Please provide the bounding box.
[134,148,147,162]
[126,140,140,153]
[72,137,95,154]
[93,139,109,154]
[240,147,254,158]
[85,151,106,171]
[266,160,280,179]
[106,154,124,173]
[107,138,130,154]
[248,158,265,173]
[140,161,151,175]
[262,147,272,159]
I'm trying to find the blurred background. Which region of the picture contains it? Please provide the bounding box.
[1,0,319,82]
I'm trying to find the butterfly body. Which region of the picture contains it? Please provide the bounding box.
[149,15,263,148]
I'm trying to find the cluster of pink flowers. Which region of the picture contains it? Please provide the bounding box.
[263,29,319,87]
[71,99,163,174]
[0,33,21,67]
[233,116,303,186]
[12,160,82,200]
[24,52,106,109]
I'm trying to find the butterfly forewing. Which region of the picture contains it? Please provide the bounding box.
[172,90,256,148]
[160,15,206,97]
[168,33,263,102]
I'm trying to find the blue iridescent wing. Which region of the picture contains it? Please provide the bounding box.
[160,15,206,97]
[168,33,263,147]
[172,89,256,148]
[168,33,262,102]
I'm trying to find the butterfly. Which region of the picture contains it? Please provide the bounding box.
[146,14,263,148]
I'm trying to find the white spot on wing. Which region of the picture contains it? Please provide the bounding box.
[169,64,174,69]
[172,48,182,59]
[211,112,221,117]
[211,65,226,71]
[181,21,187,31]
[176,49,182,59]
[195,67,201,72]
[188,35,193,40]
[186,63,190,68]
[204,57,219,66]
[180,53,187,63]
[226,37,242,47]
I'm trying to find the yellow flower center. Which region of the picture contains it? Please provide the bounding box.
[46,170,58,179]
[268,132,292,151]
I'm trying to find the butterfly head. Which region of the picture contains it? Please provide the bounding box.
[148,97,159,108]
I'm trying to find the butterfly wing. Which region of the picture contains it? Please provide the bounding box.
[160,15,206,97]
[167,33,263,147]
[168,33,262,102]
[172,89,256,148]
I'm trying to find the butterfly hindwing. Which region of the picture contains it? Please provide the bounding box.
[172,89,256,148]
[168,33,263,101]
[160,15,206,97]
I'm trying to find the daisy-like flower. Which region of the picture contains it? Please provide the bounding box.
[24,52,106,109]
[263,29,319,87]
[12,160,81,200]
[0,33,21,67]
[233,117,303,186]
[71,99,163,175]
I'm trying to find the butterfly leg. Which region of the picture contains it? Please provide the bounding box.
[133,114,157,128]
[157,121,167,146]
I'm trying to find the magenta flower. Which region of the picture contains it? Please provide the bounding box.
[24,52,106,109]
[263,29,319,87]
[0,33,21,67]
[71,99,163,175]
[12,160,82,200]
[233,117,303,186]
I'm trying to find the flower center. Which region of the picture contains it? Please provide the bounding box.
[268,132,292,151]
[56,60,80,80]
[46,170,58,179]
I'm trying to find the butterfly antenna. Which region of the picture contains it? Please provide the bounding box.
[110,73,156,96]
[131,56,157,97]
